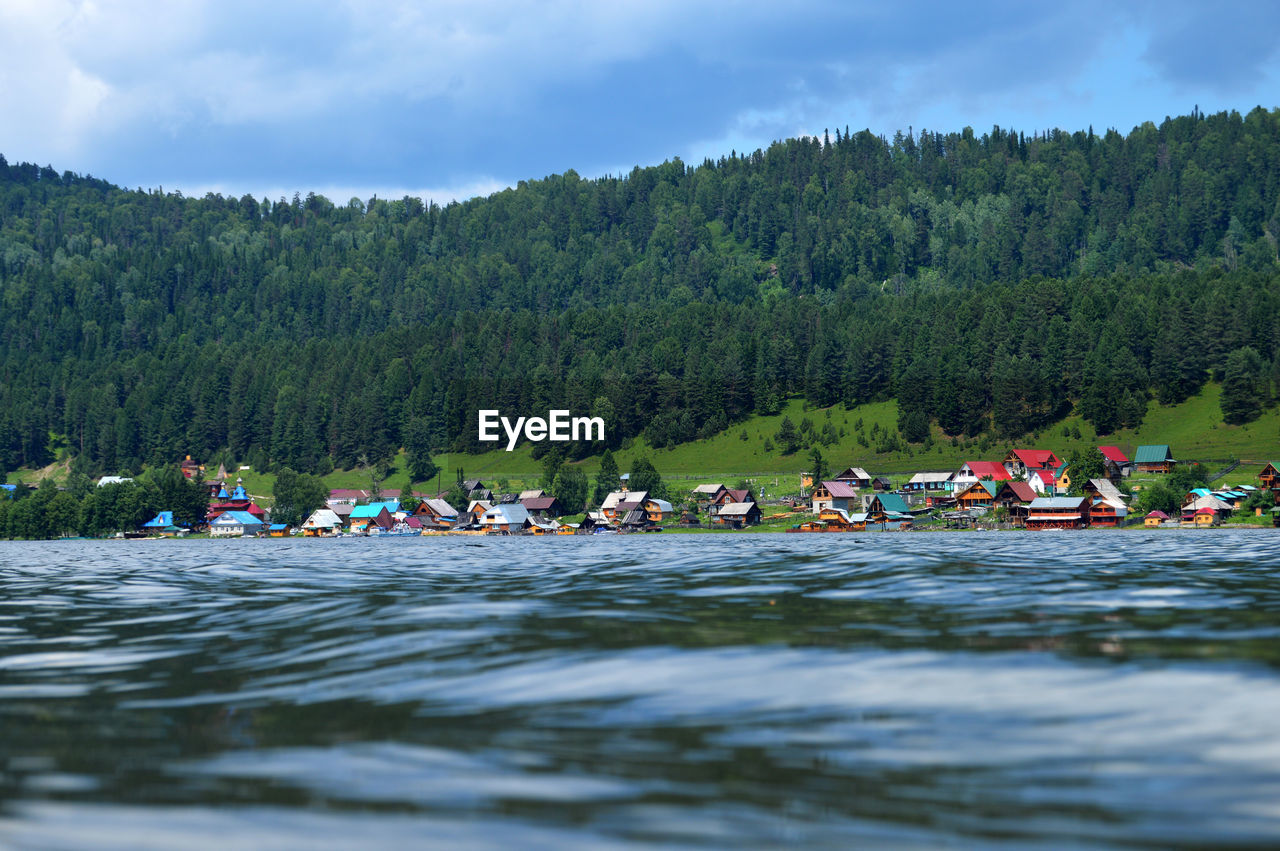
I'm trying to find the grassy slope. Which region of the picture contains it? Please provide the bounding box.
[10,384,1280,502]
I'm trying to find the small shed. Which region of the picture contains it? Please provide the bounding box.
[1135,445,1175,473]
[1144,510,1169,528]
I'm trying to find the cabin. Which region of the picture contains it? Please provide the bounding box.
[520,496,562,519]
[994,481,1038,526]
[867,493,912,526]
[1025,497,1090,530]
[1088,499,1127,527]
[266,524,291,537]
[1099,446,1130,480]
[818,507,867,531]
[301,508,343,536]
[210,510,265,537]
[715,502,762,528]
[1002,449,1062,478]
[466,500,493,525]
[1134,445,1175,474]
[904,472,951,493]
[480,503,531,533]
[811,481,859,515]
[709,488,752,516]
[601,490,648,522]
[955,480,998,510]
[415,498,460,528]
[1258,463,1280,491]
[871,476,893,492]
[833,467,871,488]
[348,504,392,534]
[691,484,728,506]
[644,498,674,523]
[1144,510,1169,527]
[1184,507,1219,527]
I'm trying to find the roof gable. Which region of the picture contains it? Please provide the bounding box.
[1135,444,1173,463]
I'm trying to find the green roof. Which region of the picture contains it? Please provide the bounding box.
[1134,444,1173,464]
[874,493,910,514]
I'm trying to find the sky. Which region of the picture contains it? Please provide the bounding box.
[1,0,1278,205]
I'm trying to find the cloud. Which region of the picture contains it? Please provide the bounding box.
[1,1,1276,200]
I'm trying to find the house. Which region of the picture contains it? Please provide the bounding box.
[811,481,859,515]
[691,484,727,506]
[601,490,647,521]
[331,503,354,526]
[868,493,912,526]
[994,481,1038,525]
[904,472,951,493]
[715,502,762,528]
[480,503,531,533]
[1185,506,1220,527]
[620,507,657,531]
[1082,478,1127,507]
[210,510,265,537]
[1088,499,1128,527]
[955,480,999,510]
[327,489,372,506]
[1002,449,1062,478]
[415,498,460,528]
[1134,445,1175,474]
[521,496,562,519]
[1099,446,1130,479]
[951,462,1012,492]
[301,508,343,536]
[1258,462,1280,490]
[462,480,493,501]
[1027,468,1057,495]
[1025,497,1090,530]
[1181,495,1231,521]
[1144,510,1170,527]
[348,504,392,534]
[833,467,872,488]
[518,489,546,500]
[644,498,674,522]
[817,507,866,531]
[180,455,203,479]
[466,500,493,525]
[142,511,185,537]
[709,488,751,516]
[266,524,291,537]
[871,476,893,492]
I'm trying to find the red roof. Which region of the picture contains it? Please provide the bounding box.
[964,462,1011,481]
[726,489,753,503]
[1034,469,1056,485]
[1000,481,1038,502]
[1011,449,1059,469]
[820,481,859,498]
[1099,446,1128,464]
[1145,510,1169,519]
[329,489,370,500]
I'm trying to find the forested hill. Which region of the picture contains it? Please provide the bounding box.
[1,106,1279,478]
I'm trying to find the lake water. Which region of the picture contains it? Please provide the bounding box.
[1,530,1279,848]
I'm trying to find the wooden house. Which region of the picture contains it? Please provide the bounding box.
[833,467,871,488]
[1088,499,1127,527]
[1144,510,1169,527]
[955,480,998,510]
[710,488,752,516]
[905,472,951,493]
[601,490,647,521]
[1025,497,1090,530]
[994,481,1038,526]
[1258,462,1280,491]
[691,484,728,507]
[1002,449,1062,478]
[868,493,912,526]
[480,503,531,533]
[520,496,562,519]
[715,502,762,528]
[348,504,392,534]
[415,498,460,527]
[1134,445,1175,473]
[644,498,674,522]
[818,507,867,531]
[1099,446,1130,480]
[811,481,859,515]
[301,508,343,536]
[871,476,893,492]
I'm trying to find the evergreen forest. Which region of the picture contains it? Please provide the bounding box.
[1,106,1279,479]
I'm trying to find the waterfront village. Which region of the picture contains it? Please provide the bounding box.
[12,445,1275,538]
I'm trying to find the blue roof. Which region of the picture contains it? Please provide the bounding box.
[231,485,248,499]
[213,510,263,526]
[143,511,177,528]
[350,504,389,519]
[268,524,289,531]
